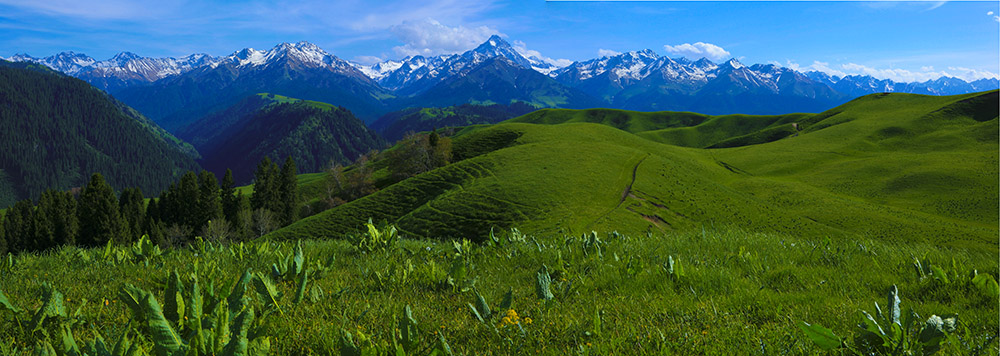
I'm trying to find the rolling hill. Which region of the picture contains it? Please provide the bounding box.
[0,60,201,207]
[186,93,386,183]
[268,90,998,250]
[370,102,537,142]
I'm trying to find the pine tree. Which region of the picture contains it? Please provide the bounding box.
[59,191,78,246]
[77,173,124,247]
[118,187,145,243]
[197,170,222,230]
[233,191,252,240]
[177,171,200,233]
[251,157,276,212]
[31,205,54,251]
[0,211,6,255]
[6,200,34,253]
[143,197,160,236]
[279,156,299,226]
[220,169,239,226]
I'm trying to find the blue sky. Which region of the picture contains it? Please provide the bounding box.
[1,0,997,82]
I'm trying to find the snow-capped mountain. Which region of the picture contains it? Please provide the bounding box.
[554,49,660,84]
[353,54,452,91]
[7,51,219,91]
[7,35,997,124]
[217,41,361,75]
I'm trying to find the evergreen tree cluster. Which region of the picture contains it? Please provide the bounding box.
[196,100,386,184]
[0,157,300,255]
[0,61,200,208]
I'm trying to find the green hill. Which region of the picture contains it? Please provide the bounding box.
[186,93,386,183]
[371,102,537,142]
[268,91,998,250]
[0,60,201,207]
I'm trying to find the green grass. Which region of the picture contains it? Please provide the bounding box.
[0,227,995,354]
[256,93,337,112]
[269,91,998,251]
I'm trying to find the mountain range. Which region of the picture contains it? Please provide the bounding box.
[0,60,200,207]
[8,35,999,129]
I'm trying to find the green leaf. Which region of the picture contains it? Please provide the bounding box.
[436,333,454,356]
[111,329,131,356]
[468,303,484,323]
[227,270,252,315]
[58,323,81,356]
[33,341,57,356]
[293,241,304,276]
[294,270,309,304]
[797,321,842,351]
[535,265,554,301]
[497,288,513,311]
[164,271,185,327]
[398,305,419,353]
[252,273,283,315]
[0,289,22,314]
[972,273,999,298]
[221,308,254,356]
[918,315,947,354]
[119,284,186,356]
[887,285,901,326]
[340,329,361,356]
[929,265,950,284]
[29,284,66,332]
[474,289,491,319]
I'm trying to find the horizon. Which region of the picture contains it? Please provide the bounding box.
[1,0,997,83]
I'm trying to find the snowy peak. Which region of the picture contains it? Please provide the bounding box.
[464,35,532,69]
[554,49,661,83]
[722,58,745,70]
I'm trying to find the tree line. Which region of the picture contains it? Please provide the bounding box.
[0,156,298,255]
[0,129,457,255]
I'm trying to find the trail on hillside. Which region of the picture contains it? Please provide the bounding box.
[618,156,647,208]
[586,154,648,230]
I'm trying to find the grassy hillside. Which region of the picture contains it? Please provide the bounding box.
[1,227,995,354]
[268,91,997,250]
[371,102,537,143]
[506,108,810,148]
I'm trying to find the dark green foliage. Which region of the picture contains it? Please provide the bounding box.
[193,97,386,184]
[0,62,199,208]
[221,169,239,226]
[370,102,537,142]
[384,132,452,181]
[77,173,124,247]
[0,210,5,255]
[3,200,32,252]
[177,172,200,236]
[118,188,144,243]
[197,170,222,229]
[251,158,280,213]
[278,157,299,226]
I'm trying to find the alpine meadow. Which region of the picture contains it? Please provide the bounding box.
[0,1,998,355]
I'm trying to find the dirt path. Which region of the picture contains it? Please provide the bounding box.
[586,154,648,230]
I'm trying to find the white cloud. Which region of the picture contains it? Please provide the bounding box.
[390,18,499,57]
[512,40,572,68]
[663,42,730,61]
[597,49,621,57]
[988,11,994,15]
[839,63,998,82]
[770,59,998,82]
